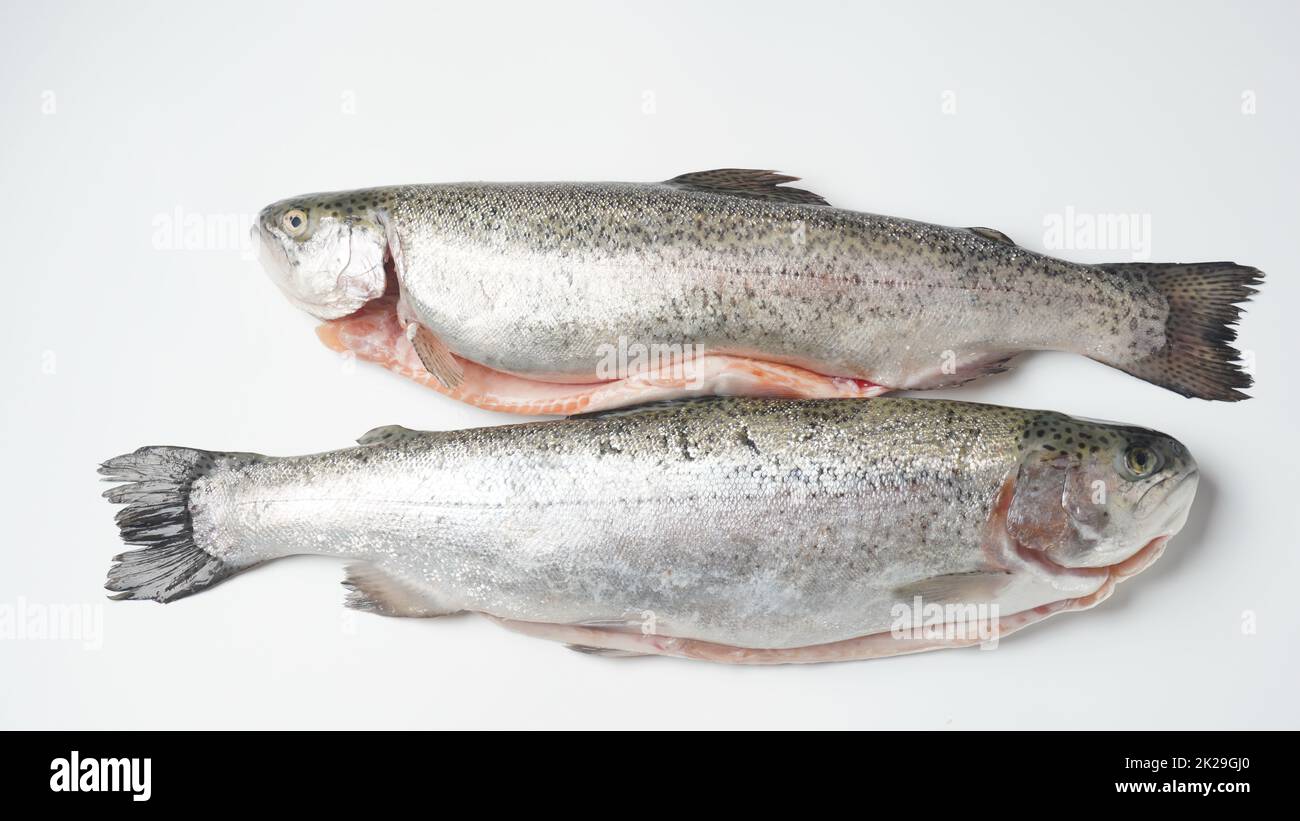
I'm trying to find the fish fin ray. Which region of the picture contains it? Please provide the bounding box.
[1096,261,1262,401]
[967,226,1016,245]
[565,644,649,658]
[909,353,1019,389]
[100,447,264,602]
[342,563,462,618]
[406,323,464,389]
[944,354,1019,387]
[664,169,830,206]
[893,571,1013,604]
[970,356,1016,380]
[575,617,650,633]
[357,424,423,446]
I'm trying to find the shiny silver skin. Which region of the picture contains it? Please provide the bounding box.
[161,398,1197,650]
[398,185,1172,387]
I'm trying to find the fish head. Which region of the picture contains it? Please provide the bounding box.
[253,192,389,320]
[1007,413,1198,570]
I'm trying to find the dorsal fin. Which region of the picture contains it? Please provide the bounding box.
[967,226,1016,245]
[357,424,423,446]
[664,169,830,206]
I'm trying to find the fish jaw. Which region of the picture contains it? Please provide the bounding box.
[315,294,888,415]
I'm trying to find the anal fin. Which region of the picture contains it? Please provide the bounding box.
[405,323,464,389]
[342,563,462,618]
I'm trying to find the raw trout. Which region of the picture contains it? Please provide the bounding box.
[101,398,1197,664]
[253,170,1261,414]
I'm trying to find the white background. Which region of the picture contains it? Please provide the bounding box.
[1,0,1295,729]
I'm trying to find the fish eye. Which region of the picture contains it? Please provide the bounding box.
[281,209,308,237]
[1122,445,1160,479]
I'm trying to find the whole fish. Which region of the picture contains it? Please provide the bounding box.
[253,170,1260,414]
[101,397,1197,663]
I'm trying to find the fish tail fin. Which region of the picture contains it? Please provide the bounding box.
[99,446,264,602]
[1097,261,1262,401]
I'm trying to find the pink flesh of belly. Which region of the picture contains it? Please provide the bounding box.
[317,297,887,416]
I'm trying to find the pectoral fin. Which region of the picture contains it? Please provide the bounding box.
[565,644,649,658]
[893,571,1013,604]
[405,323,464,389]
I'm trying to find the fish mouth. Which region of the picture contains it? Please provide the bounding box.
[1138,467,1199,520]
[254,221,393,321]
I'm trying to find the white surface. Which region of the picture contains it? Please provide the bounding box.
[1,0,1295,729]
